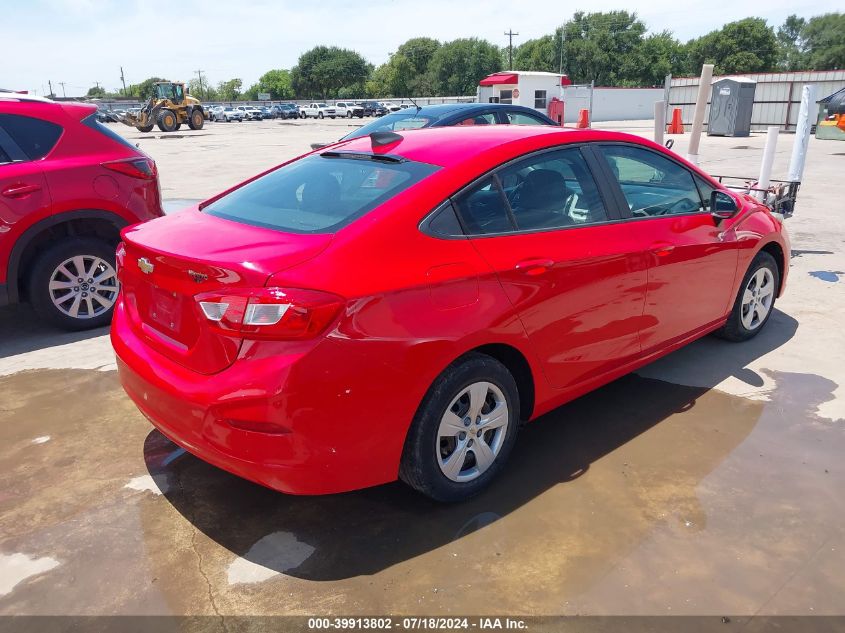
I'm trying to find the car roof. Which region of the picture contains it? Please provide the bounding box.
[333,125,645,169]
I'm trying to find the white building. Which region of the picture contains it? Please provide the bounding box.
[476,71,570,112]
[476,71,663,123]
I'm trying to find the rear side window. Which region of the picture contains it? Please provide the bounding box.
[81,114,138,151]
[0,114,62,161]
[203,154,439,234]
[506,111,550,125]
[453,177,513,235]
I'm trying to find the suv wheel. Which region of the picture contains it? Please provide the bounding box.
[29,237,119,331]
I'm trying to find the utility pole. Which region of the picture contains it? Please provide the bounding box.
[558,27,565,74]
[504,29,519,70]
[48,80,54,98]
[120,66,127,96]
[194,69,205,99]
[58,82,67,98]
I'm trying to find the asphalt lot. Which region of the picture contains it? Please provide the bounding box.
[0,116,843,616]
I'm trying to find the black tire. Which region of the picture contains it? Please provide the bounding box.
[318,112,324,119]
[157,109,179,132]
[716,251,779,342]
[29,237,118,331]
[137,124,154,133]
[188,109,204,130]
[399,353,520,502]
[347,111,353,118]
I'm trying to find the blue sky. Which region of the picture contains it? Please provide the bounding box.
[3,0,822,96]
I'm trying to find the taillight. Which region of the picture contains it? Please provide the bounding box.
[194,287,343,340]
[115,242,126,280]
[102,158,157,180]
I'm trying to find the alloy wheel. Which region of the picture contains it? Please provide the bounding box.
[741,267,775,330]
[48,255,118,320]
[437,381,509,482]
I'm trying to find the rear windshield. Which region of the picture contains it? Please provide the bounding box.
[82,114,138,151]
[203,154,439,234]
[341,110,437,140]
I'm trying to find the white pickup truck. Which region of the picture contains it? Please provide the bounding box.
[301,103,337,119]
[334,101,364,118]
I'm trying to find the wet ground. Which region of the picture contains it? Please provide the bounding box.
[1,121,844,617]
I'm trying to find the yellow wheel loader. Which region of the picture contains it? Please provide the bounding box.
[116,81,206,133]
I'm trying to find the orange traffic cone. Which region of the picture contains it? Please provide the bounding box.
[576,108,590,128]
[667,108,684,134]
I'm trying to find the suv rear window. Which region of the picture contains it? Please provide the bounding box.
[203,154,439,234]
[81,114,138,151]
[0,114,62,161]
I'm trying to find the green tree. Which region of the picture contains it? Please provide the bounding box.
[86,86,106,98]
[561,11,648,85]
[430,38,502,95]
[250,69,295,100]
[128,77,168,100]
[188,77,217,101]
[685,18,778,74]
[800,13,845,70]
[626,31,688,85]
[217,78,243,101]
[513,35,558,73]
[777,14,807,69]
[291,46,372,99]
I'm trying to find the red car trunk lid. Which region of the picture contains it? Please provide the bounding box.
[119,209,332,374]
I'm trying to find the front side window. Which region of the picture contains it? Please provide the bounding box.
[499,90,513,105]
[0,114,62,161]
[534,90,547,109]
[600,145,705,217]
[203,154,439,234]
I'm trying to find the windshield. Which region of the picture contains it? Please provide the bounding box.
[203,154,439,234]
[340,110,436,141]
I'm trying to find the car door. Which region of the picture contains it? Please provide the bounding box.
[0,118,53,286]
[453,145,649,391]
[593,143,739,352]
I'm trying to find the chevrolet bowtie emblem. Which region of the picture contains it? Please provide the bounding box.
[137,257,154,274]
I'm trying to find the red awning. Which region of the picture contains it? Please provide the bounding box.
[479,73,519,86]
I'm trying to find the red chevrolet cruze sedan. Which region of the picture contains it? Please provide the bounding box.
[1,94,163,329]
[113,125,789,502]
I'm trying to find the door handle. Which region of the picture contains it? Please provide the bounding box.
[2,183,41,198]
[514,258,555,275]
[650,243,675,257]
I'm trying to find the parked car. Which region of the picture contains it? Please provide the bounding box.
[310,103,557,148]
[236,106,263,121]
[258,105,273,119]
[213,106,242,122]
[301,103,337,119]
[334,101,364,118]
[360,101,388,117]
[381,101,401,113]
[0,94,163,329]
[112,125,789,501]
[271,104,299,120]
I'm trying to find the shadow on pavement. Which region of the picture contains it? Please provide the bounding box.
[147,310,798,581]
[0,303,108,359]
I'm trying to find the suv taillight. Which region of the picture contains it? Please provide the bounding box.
[102,158,157,180]
[194,287,344,340]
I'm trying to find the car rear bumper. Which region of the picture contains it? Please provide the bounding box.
[111,299,409,495]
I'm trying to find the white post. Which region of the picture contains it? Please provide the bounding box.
[787,84,817,182]
[654,100,665,146]
[757,126,779,202]
[687,64,714,165]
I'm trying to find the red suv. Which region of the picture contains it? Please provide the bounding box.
[113,126,789,502]
[0,94,163,329]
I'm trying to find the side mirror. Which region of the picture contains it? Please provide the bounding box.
[711,190,739,220]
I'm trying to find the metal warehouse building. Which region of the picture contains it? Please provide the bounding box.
[668,69,845,131]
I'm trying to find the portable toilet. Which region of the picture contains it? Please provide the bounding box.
[708,77,756,137]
